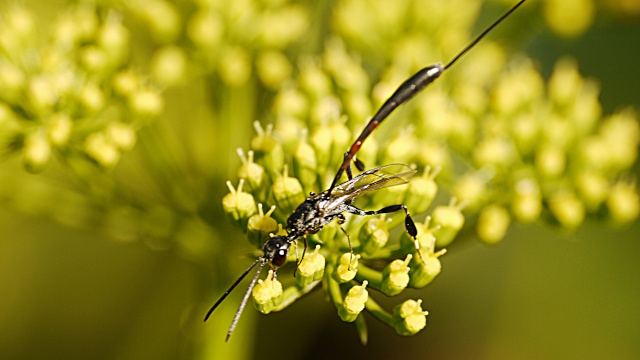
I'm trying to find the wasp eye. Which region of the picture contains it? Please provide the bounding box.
[272,249,288,267]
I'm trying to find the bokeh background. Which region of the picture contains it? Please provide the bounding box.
[1,0,639,359]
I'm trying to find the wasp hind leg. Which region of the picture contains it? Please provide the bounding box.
[345,203,424,261]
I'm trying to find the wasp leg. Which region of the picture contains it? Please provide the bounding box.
[341,154,367,182]
[345,203,423,261]
[294,236,309,277]
[334,213,355,270]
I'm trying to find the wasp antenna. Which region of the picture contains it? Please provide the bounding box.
[204,258,262,322]
[225,261,267,342]
[444,0,527,70]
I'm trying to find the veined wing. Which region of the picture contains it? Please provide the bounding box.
[329,164,417,200]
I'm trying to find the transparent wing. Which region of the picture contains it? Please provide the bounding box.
[329,164,417,199]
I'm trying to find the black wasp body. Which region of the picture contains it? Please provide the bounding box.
[288,164,418,244]
[205,0,528,342]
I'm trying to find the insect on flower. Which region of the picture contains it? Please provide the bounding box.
[205,0,529,341]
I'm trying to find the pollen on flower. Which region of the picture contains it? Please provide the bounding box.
[296,245,326,288]
[252,270,284,314]
[334,253,360,283]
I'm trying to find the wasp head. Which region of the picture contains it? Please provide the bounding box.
[262,235,291,267]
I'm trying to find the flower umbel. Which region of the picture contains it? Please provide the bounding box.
[215,0,639,343]
[1,0,637,349]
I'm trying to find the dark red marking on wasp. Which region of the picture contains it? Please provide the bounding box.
[328,0,528,193]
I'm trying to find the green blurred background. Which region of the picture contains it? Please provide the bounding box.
[1,0,639,359]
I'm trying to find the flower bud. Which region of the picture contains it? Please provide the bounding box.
[333,253,360,283]
[492,59,544,115]
[535,144,566,178]
[549,57,582,106]
[0,61,25,101]
[222,180,258,229]
[400,219,436,257]
[511,114,540,156]
[252,270,283,314]
[271,166,305,216]
[97,17,129,66]
[393,299,428,336]
[113,69,140,97]
[329,120,351,162]
[251,122,284,173]
[292,131,318,189]
[543,0,594,38]
[273,88,308,119]
[257,6,307,48]
[409,253,444,289]
[310,96,341,127]
[598,113,639,171]
[574,171,609,210]
[404,167,439,215]
[128,89,164,117]
[570,80,601,136]
[453,172,487,212]
[23,132,51,172]
[473,136,517,170]
[512,178,542,223]
[310,123,333,171]
[28,76,57,113]
[84,132,119,168]
[79,82,105,114]
[359,216,390,256]
[79,45,108,74]
[432,199,465,247]
[549,191,585,228]
[151,45,187,86]
[296,245,325,288]
[380,129,417,165]
[219,46,251,86]
[343,92,372,124]
[299,60,331,100]
[247,204,278,247]
[607,181,639,224]
[256,50,292,89]
[131,0,181,42]
[578,135,608,171]
[338,281,368,322]
[417,142,451,175]
[106,122,136,151]
[237,149,267,193]
[381,255,412,296]
[0,6,35,56]
[47,113,72,146]
[187,10,223,49]
[477,204,511,244]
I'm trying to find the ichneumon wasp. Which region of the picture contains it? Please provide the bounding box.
[205,164,417,340]
[205,0,529,341]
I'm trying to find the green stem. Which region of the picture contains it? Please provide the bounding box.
[365,296,394,326]
[354,263,382,290]
[354,314,369,346]
[274,280,321,312]
[325,261,344,309]
[361,244,405,260]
